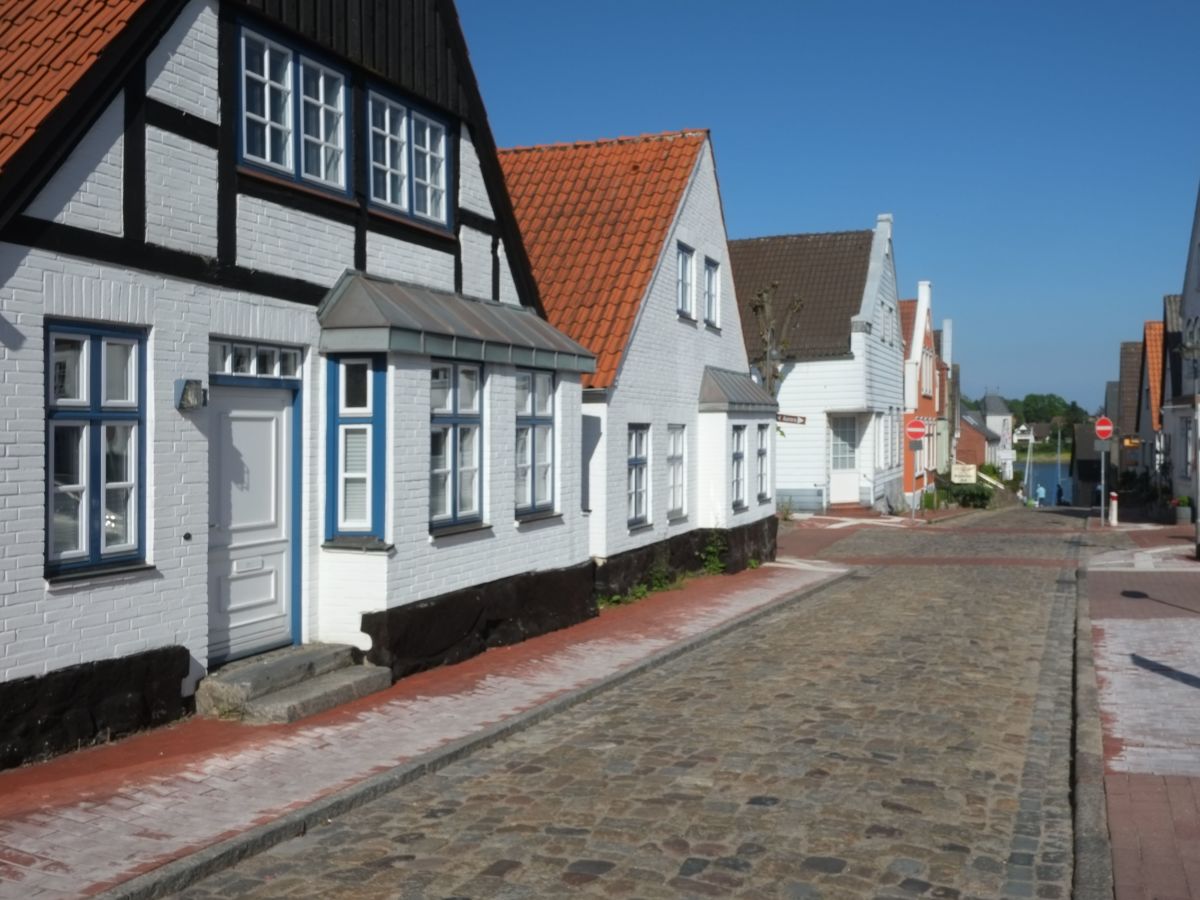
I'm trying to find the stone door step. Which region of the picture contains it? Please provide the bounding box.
[197,643,390,723]
[241,664,392,724]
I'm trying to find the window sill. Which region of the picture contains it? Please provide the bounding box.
[704,321,721,334]
[758,495,772,505]
[732,503,749,513]
[322,536,394,553]
[667,513,688,524]
[430,521,492,539]
[515,509,562,526]
[46,561,156,585]
[676,312,698,324]
[367,203,455,241]
[237,165,355,207]
[627,520,654,534]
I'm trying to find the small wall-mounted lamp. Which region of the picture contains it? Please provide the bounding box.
[175,379,207,411]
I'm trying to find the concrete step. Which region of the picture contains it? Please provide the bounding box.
[196,643,358,719]
[241,664,392,725]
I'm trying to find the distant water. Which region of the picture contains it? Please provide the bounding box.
[1016,458,1073,504]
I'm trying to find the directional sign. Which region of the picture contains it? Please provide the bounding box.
[1095,416,1114,440]
[905,419,926,441]
[776,414,806,425]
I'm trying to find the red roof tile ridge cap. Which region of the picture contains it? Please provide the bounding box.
[729,228,874,243]
[499,129,708,155]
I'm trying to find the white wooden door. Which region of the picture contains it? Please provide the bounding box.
[829,416,860,503]
[208,386,294,663]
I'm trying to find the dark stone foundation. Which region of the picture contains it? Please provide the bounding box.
[362,561,598,680]
[0,645,190,771]
[595,515,778,599]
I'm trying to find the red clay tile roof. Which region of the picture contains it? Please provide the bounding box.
[899,299,916,357]
[1144,320,1164,431]
[499,131,706,389]
[0,0,151,177]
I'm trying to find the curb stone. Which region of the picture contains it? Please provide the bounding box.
[1072,567,1115,900]
[98,567,855,900]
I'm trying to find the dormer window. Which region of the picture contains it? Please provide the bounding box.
[240,28,348,193]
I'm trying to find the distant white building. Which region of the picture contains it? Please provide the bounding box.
[981,394,1015,479]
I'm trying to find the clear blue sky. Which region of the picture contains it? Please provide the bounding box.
[457,0,1199,412]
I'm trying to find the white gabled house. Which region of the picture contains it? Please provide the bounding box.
[500,131,778,596]
[0,0,596,768]
[729,217,904,513]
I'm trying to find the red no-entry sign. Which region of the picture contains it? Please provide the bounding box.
[1095,416,1114,440]
[905,419,926,441]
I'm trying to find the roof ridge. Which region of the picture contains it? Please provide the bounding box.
[729,229,874,243]
[499,128,708,155]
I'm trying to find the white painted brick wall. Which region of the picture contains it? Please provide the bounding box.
[145,0,220,123]
[364,230,455,290]
[458,127,494,219]
[237,195,355,286]
[497,240,520,306]
[25,95,124,237]
[146,127,218,256]
[459,226,492,301]
[0,244,321,686]
[595,141,772,560]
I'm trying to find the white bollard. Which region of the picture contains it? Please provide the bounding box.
[1109,491,1119,527]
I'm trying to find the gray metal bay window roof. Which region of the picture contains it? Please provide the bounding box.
[698,366,778,413]
[317,272,596,374]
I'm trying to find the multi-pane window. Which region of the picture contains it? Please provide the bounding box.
[210,340,301,379]
[703,258,720,325]
[676,244,694,317]
[368,93,408,211]
[1184,417,1194,479]
[240,29,347,191]
[327,357,384,538]
[412,114,447,223]
[666,424,686,518]
[831,416,857,470]
[516,371,554,513]
[46,324,145,573]
[757,424,770,500]
[431,363,482,527]
[731,425,746,508]
[627,424,649,525]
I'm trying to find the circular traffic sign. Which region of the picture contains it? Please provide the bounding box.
[1095,416,1114,440]
[905,419,926,441]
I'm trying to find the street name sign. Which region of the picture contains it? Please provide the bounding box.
[908,440,924,451]
[905,419,926,441]
[1095,416,1114,440]
[1094,439,1111,452]
[776,414,805,425]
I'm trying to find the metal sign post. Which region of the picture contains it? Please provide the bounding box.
[1095,418,1114,527]
[906,419,926,523]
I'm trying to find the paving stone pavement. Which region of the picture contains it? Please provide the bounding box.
[176,510,1086,899]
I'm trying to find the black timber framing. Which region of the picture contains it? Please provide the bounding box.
[122,61,147,246]
[144,100,220,150]
[457,208,497,236]
[216,6,239,266]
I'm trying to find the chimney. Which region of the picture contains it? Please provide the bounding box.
[941,319,953,367]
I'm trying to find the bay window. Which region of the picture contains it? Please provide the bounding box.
[516,371,554,514]
[326,356,385,539]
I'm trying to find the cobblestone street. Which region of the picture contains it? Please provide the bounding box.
[178,510,1086,899]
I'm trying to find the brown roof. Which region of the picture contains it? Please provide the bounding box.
[499,131,706,389]
[899,299,916,357]
[1141,320,1164,431]
[729,229,873,363]
[0,0,150,177]
[1117,340,1142,436]
[1164,294,1183,401]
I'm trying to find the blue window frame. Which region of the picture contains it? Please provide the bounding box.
[239,27,350,194]
[45,322,146,574]
[326,356,386,539]
[627,424,649,526]
[431,362,482,528]
[366,89,453,228]
[515,370,554,514]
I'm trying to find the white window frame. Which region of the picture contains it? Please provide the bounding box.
[667,424,686,518]
[100,422,138,555]
[337,424,372,532]
[48,422,88,563]
[732,425,746,509]
[240,30,293,174]
[100,338,138,409]
[703,258,720,325]
[339,358,374,417]
[412,112,447,225]
[430,363,484,527]
[516,370,555,514]
[627,424,650,525]
[49,333,90,409]
[756,423,770,500]
[676,244,695,317]
[368,92,409,212]
[298,57,346,188]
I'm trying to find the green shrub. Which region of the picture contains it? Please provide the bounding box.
[700,532,727,574]
[979,463,1001,479]
[949,483,993,508]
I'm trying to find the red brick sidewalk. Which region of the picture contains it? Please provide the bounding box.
[0,557,846,898]
[1089,523,1200,899]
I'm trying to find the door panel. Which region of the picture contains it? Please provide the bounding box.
[208,386,293,663]
[829,416,859,504]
